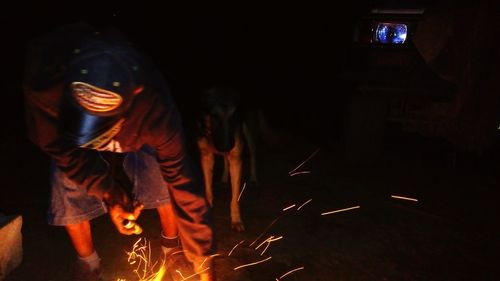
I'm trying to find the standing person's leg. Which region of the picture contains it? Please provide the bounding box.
[65,221,94,258]
[65,221,102,278]
[157,203,177,238]
[124,147,180,256]
[157,203,180,255]
[48,162,107,280]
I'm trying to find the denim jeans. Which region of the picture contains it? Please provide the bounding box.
[47,146,170,225]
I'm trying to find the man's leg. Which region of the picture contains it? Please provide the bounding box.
[159,202,215,280]
[65,220,95,258]
[157,203,181,256]
[49,162,106,280]
[65,221,102,280]
[157,203,177,238]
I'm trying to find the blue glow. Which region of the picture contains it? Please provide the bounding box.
[375,23,407,44]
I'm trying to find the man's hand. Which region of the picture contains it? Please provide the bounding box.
[103,186,144,235]
[109,202,144,235]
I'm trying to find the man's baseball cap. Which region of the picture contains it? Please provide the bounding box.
[60,31,144,149]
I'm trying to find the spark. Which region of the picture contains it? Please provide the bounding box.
[282,204,296,211]
[288,148,320,175]
[255,235,283,256]
[260,243,272,256]
[179,255,217,280]
[180,267,211,281]
[250,216,282,247]
[176,269,186,280]
[119,238,167,281]
[228,240,245,256]
[150,266,166,281]
[237,182,247,202]
[197,254,221,271]
[289,171,311,177]
[255,236,282,250]
[169,249,186,256]
[391,195,418,202]
[234,256,272,270]
[278,266,305,280]
[198,258,208,270]
[321,205,360,216]
[297,199,312,210]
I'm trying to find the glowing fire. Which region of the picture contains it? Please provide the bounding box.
[117,238,166,281]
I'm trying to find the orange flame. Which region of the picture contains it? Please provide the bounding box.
[117,238,167,281]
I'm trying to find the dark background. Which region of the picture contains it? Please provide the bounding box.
[2,2,373,148]
[1,1,500,280]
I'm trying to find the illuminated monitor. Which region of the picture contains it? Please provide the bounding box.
[373,22,408,44]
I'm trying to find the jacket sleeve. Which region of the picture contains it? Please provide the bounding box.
[24,86,114,200]
[150,101,216,258]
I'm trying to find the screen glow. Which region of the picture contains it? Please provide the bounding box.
[374,22,407,44]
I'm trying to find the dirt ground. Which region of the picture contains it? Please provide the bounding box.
[2,122,500,281]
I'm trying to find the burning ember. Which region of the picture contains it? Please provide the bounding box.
[276,266,305,280]
[118,238,213,281]
[118,238,166,281]
[391,195,418,202]
[288,148,320,175]
[321,205,361,216]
